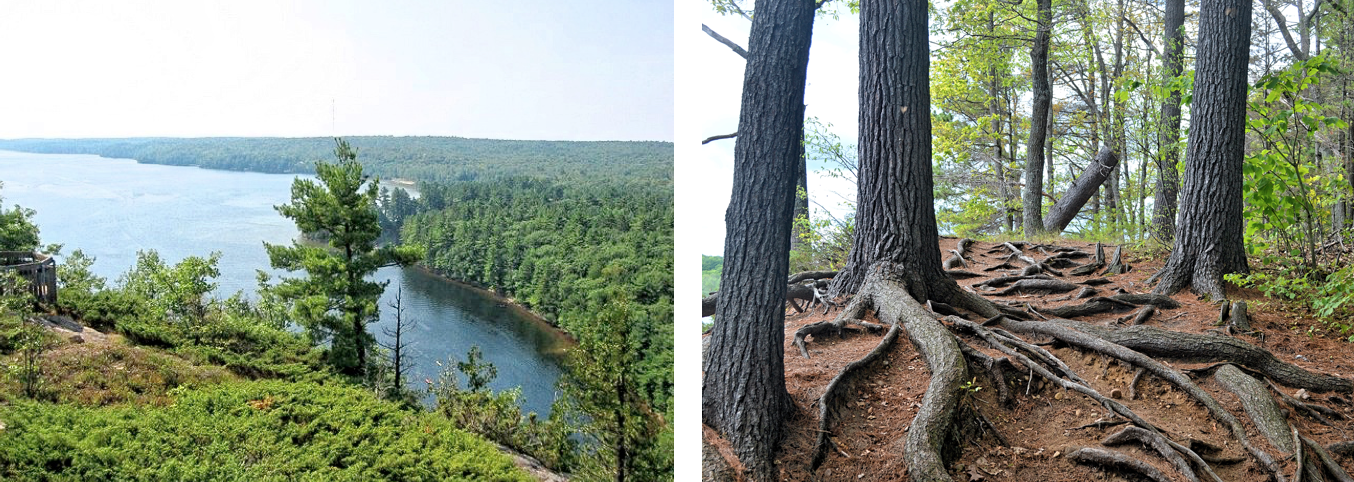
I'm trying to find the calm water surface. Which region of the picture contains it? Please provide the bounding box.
[0,150,564,415]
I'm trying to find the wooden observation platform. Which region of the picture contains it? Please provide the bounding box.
[0,251,57,304]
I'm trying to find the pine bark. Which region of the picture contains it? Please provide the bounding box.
[702,1,815,479]
[1022,0,1053,236]
[829,0,946,298]
[1151,0,1185,243]
[1151,0,1251,298]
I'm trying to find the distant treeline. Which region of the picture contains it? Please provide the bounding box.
[0,136,672,185]
[389,177,674,415]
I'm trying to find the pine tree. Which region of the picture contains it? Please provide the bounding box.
[265,138,421,375]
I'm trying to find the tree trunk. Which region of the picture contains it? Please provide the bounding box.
[1150,0,1250,298]
[1022,0,1052,237]
[831,0,946,298]
[792,103,810,252]
[1044,148,1121,233]
[1151,0,1183,244]
[701,0,815,479]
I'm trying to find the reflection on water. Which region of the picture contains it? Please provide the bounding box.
[0,150,565,416]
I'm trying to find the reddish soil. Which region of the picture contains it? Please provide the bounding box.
[706,238,1354,481]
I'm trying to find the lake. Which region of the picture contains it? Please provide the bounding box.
[0,150,564,416]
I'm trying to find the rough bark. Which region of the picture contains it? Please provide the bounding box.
[702,1,816,478]
[1044,149,1120,233]
[1214,364,1296,453]
[1151,0,1185,244]
[1022,0,1053,237]
[1150,0,1251,298]
[828,0,945,300]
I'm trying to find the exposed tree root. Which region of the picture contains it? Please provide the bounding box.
[809,322,901,471]
[788,270,839,284]
[1102,245,1130,274]
[1068,447,1172,482]
[1304,436,1354,482]
[1038,296,1140,318]
[1214,364,1295,453]
[1102,426,1200,482]
[946,270,983,279]
[996,317,1287,481]
[956,338,1012,407]
[975,274,1057,288]
[804,265,988,480]
[1046,321,1353,393]
[989,279,1078,295]
[1268,379,1344,426]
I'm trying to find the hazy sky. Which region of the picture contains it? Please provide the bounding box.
[675,3,859,257]
[0,1,672,141]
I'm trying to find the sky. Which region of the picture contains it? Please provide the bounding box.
[674,3,860,258]
[0,1,672,141]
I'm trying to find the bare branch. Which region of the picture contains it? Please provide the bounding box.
[701,132,738,145]
[702,24,749,59]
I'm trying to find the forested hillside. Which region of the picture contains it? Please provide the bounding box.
[392,177,675,425]
[0,137,672,184]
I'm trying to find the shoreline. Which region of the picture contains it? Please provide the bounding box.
[409,264,578,350]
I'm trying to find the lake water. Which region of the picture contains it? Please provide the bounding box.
[0,150,564,416]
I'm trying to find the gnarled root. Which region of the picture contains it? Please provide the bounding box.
[1067,448,1172,482]
[1048,321,1353,393]
[1101,426,1199,482]
[809,322,900,471]
[996,317,1287,481]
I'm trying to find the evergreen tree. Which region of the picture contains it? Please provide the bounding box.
[265,138,421,375]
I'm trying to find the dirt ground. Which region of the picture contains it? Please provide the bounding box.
[706,238,1354,481]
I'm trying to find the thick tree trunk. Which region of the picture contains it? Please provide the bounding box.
[1151,0,1185,243]
[1022,0,1053,237]
[830,0,946,298]
[702,1,815,479]
[1044,148,1121,233]
[1151,0,1250,298]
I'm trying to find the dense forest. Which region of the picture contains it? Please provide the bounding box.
[701,0,1354,481]
[389,176,676,452]
[0,136,672,185]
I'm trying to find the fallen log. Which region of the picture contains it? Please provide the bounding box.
[1044,148,1121,233]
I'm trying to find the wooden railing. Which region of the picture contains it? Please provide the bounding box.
[0,251,57,304]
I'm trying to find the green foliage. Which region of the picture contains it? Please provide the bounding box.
[0,380,531,481]
[397,177,673,415]
[701,255,723,296]
[0,136,672,186]
[265,139,421,374]
[1243,54,1350,265]
[118,250,221,333]
[1228,264,1354,336]
[557,297,672,481]
[5,320,49,399]
[430,348,577,472]
[0,182,40,251]
[788,213,854,273]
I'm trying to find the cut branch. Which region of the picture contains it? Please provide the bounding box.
[701,24,749,59]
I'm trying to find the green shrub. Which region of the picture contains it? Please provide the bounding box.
[0,380,531,481]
